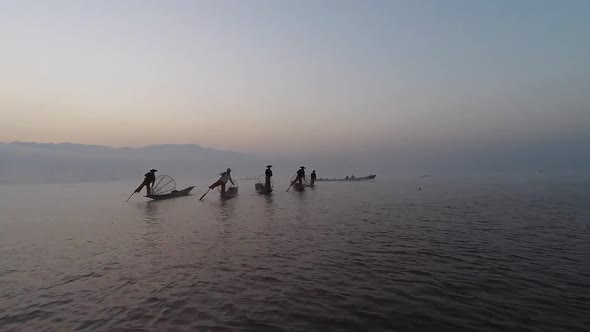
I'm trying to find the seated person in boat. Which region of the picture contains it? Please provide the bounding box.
[209,168,234,195]
[135,169,157,195]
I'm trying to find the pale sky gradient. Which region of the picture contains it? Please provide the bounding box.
[1,0,589,156]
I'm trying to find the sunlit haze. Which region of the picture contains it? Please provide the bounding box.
[1,0,589,159]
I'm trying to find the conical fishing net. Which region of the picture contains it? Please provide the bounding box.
[151,175,176,195]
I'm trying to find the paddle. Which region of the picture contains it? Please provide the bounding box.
[286,181,294,192]
[124,191,135,202]
[199,188,211,200]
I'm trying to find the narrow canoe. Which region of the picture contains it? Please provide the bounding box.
[316,175,376,182]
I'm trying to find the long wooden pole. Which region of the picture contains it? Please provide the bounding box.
[286,181,294,192]
[199,188,211,200]
[124,192,135,202]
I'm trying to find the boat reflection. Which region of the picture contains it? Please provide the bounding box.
[144,200,161,222]
[263,194,275,220]
[139,201,163,255]
[218,199,236,223]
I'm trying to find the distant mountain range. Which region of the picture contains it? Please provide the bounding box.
[0,141,382,185]
[2,137,586,184]
[0,142,282,184]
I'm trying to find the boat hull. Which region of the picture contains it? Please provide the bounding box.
[146,186,195,200]
[220,187,239,199]
[292,183,305,192]
[255,183,273,194]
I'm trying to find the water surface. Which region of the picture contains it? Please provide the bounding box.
[1,176,589,331]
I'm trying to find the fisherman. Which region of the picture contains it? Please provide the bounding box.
[135,169,157,195]
[265,165,273,191]
[310,170,317,186]
[208,168,235,196]
[290,166,306,187]
[345,175,349,180]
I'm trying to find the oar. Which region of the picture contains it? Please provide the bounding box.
[286,182,294,192]
[124,192,135,202]
[199,188,211,201]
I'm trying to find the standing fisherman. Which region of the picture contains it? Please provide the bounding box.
[290,166,306,187]
[208,168,235,196]
[310,170,317,186]
[265,165,273,192]
[135,169,157,195]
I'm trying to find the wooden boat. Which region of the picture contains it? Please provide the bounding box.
[316,174,376,182]
[146,186,195,200]
[292,183,305,192]
[220,186,239,199]
[255,182,273,194]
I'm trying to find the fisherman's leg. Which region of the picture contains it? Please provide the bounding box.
[209,180,222,189]
[265,177,271,190]
[221,183,226,195]
[298,177,303,185]
[146,183,151,195]
[135,181,147,193]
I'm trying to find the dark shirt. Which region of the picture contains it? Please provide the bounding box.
[265,169,273,177]
[145,172,156,184]
[296,169,305,178]
[311,172,317,180]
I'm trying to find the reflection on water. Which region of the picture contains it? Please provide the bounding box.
[263,194,275,220]
[144,201,161,221]
[293,190,311,223]
[140,201,163,254]
[217,199,236,222]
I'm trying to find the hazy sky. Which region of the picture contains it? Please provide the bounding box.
[1,0,589,156]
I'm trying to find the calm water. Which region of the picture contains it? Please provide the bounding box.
[1,176,589,331]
